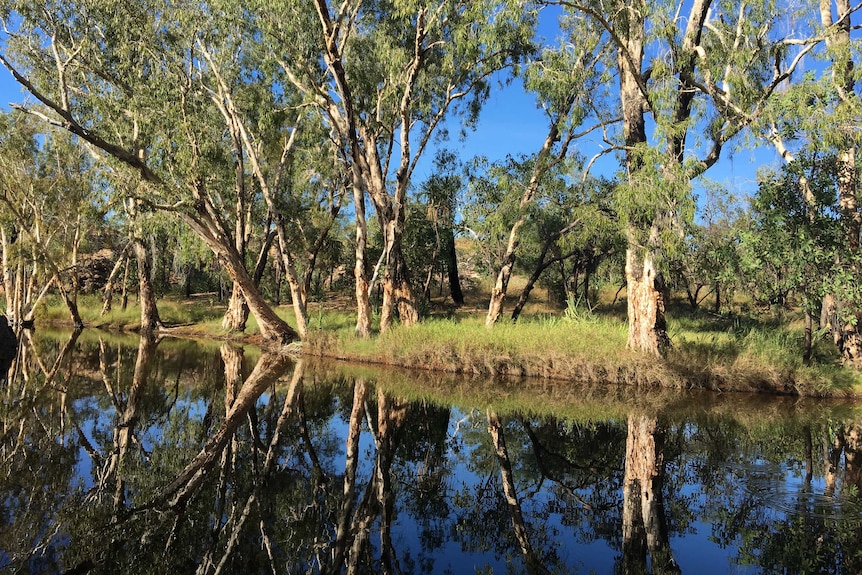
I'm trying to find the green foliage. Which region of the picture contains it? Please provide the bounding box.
[738,154,851,315]
[672,182,745,311]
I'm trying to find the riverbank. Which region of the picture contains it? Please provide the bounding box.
[302,315,862,399]
[35,293,862,399]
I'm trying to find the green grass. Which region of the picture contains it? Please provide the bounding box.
[38,293,226,329]
[33,289,862,398]
[305,300,862,397]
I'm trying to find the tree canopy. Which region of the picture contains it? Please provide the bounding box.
[0,0,860,367]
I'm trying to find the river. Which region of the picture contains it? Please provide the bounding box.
[1,329,861,574]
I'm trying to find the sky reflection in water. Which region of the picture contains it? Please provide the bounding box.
[1,330,861,574]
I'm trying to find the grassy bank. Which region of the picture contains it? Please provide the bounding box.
[304,310,862,398]
[35,290,862,398]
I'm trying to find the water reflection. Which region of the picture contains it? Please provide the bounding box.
[1,331,861,574]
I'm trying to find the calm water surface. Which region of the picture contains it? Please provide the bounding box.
[1,330,861,574]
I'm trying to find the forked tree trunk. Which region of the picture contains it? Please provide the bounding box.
[182,215,298,345]
[154,352,293,509]
[57,279,84,330]
[132,236,161,333]
[223,230,274,334]
[485,104,570,329]
[511,237,556,323]
[488,410,547,575]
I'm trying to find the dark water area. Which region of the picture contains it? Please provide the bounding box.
[1,329,862,574]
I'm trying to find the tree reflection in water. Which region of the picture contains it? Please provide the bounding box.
[1,331,862,574]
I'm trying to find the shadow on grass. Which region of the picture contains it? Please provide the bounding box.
[662,304,861,396]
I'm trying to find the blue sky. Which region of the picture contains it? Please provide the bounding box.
[415,69,779,211]
[1,66,25,109]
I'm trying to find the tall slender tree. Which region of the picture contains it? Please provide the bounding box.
[255,0,535,334]
[0,112,105,328]
[483,12,614,327]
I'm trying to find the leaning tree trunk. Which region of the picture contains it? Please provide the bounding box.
[488,409,547,575]
[511,237,554,323]
[181,214,298,345]
[222,229,275,334]
[486,234,519,328]
[132,236,162,333]
[485,104,569,329]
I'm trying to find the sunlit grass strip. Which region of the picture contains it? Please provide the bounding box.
[307,313,680,386]
[35,293,862,397]
[307,311,862,397]
[38,293,227,329]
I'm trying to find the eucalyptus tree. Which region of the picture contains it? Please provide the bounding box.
[464,155,535,279]
[510,175,620,321]
[0,0,299,344]
[192,10,349,338]
[675,184,743,313]
[0,112,106,328]
[760,1,862,364]
[271,140,348,338]
[547,0,824,356]
[739,155,845,362]
[482,12,614,328]
[809,1,860,365]
[253,0,536,336]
